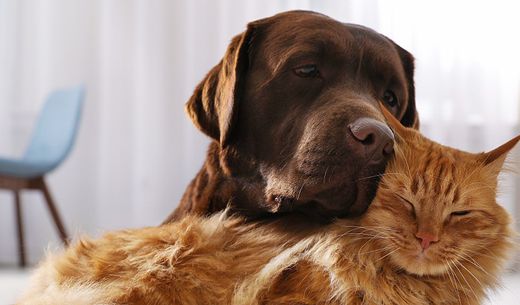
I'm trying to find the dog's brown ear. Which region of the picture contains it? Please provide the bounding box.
[394,44,420,129]
[185,25,255,146]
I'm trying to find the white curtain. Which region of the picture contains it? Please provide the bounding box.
[0,0,518,265]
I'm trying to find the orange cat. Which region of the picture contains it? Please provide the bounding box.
[18,109,518,305]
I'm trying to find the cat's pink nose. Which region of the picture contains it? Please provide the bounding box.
[415,232,439,251]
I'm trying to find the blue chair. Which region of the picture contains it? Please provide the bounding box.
[0,86,84,267]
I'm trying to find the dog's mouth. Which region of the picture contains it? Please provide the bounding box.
[347,162,386,215]
[265,160,386,221]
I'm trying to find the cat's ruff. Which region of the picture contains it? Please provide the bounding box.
[16,208,514,305]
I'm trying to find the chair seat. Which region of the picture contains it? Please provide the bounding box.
[0,156,56,179]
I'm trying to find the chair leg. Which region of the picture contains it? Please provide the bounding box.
[14,191,26,267]
[39,179,69,245]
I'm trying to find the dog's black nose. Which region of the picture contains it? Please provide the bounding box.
[348,118,394,162]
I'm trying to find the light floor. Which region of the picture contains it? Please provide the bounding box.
[1,269,519,304]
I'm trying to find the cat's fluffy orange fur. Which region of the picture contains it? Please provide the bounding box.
[18,110,518,305]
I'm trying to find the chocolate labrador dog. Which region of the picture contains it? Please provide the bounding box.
[164,10,418,223]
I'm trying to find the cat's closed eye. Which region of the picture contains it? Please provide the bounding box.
[396,195,416,217]
[450,210,471,217]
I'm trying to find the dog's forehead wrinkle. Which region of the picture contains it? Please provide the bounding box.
[260,16,351,52]
[265,36,345,67]
[258,23,402,85]
[355,46,365,82]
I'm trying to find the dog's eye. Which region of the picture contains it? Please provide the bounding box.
[451,210,471,217]
[383,90,398,107]
[294,64,319,78]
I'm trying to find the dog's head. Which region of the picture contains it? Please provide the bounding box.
[186,11,419,220]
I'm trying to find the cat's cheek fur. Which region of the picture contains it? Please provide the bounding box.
[395,205,512,277]
[363,200,451,276]
[389,249,448,276]
[360,201,428,273]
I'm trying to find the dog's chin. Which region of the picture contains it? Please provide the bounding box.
[342,161,386,213]
[291,163,385,222]
[263,154,387,222]
[347,163,386,216]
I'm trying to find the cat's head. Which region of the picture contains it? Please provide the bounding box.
[361,106,519,276]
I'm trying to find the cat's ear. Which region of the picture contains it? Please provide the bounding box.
[481,135,520,173]
[379,103,413,138]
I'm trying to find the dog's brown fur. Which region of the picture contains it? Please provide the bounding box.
[165,10,419,223]
[19,110,517,305]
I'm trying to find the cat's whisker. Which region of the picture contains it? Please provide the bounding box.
[458,246,501,262]
[355,171,408,182]
[336,231,389,240]
[355,173,387,182]
[355,230,396,256]
[475,232,512,236]
[453,252,486,291]
[338,225,398,234]
[449,262,468,304]
[337,230,393,238]
[450,259,479,303]
[375,247,400,262]
[339,234,391,242]
[401,150,413,177]
[456,251,500,284]
[357,245,398,256]
[356,237,385,255]
[337,228,397,241]
[336,226,395,237]
[337,225,395,232]
[450,246,502,283]
[444,259,463,305]
[357,237,380,256]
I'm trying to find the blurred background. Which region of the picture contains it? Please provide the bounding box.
[0,0,519,302]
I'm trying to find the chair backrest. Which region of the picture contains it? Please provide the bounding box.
[23,86,85,170]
